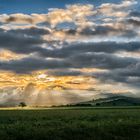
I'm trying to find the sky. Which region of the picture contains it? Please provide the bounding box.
[0,0,140,106]
[0,0,123,14]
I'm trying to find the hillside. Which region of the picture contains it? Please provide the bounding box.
[71,96,140,107]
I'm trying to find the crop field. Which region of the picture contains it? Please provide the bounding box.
[0,107,140,140]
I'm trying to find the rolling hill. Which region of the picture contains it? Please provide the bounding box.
[71,95,140,107]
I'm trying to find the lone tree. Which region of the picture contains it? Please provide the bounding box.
[19,102,27,108]
[96,103,101,106]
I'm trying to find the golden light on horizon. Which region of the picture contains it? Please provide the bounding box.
[0,70,98,90]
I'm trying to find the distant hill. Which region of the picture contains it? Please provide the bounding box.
[69,96,140,107]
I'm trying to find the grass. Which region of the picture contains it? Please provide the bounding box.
[0,107,139,140]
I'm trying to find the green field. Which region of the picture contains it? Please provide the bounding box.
[0,107,140,140]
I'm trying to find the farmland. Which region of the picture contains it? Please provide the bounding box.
[0,107,140,140]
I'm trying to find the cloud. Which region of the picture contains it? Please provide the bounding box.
[98,0,137,17]
[0,42,139,73]
[0,49,27,61]
[1,14,47,24]
[79,25,137,38]
[0,57,71,73]
[0,27,48,54]
[38,42,140,59]
[0,4,95,28]
[129,11,140,17]
[127,18,140,26]
[92,60,140,88]
[0,0,139,40]
[8,26,51,36]
[48,69,82,76]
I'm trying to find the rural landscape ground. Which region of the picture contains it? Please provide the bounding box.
[0,107,139,140]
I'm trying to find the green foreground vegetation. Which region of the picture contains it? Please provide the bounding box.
[0,107,140,140]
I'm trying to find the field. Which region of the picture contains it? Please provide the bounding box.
[0,107,140,140]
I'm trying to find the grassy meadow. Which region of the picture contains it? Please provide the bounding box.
[0,107,140,140]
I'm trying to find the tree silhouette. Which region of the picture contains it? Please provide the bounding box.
[96,103,100,106]
[19,102,27,108]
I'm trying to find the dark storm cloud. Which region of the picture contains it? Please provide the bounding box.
[92,61,140,87]
[129,11,140,17]
[127,18,140,26]
[1,25,139,58]
[0,27,49,54]
[80,26,117,36]
[0,26,139,75]
[68,52,137,69]
[38,42,140,59]
[8,27,50,36]
[79,25,137,38]
[118,62,140,77]
[48,69,82,76]
[0,51,138,73]
[0,57,71,73]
